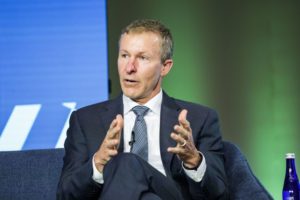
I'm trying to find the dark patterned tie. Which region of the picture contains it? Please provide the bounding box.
[131,106,149,161]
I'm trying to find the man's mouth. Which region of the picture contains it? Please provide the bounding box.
[125,79,137,83]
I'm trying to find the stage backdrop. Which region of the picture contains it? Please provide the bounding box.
[0,0,108,151]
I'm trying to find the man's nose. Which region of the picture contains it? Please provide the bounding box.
[125,58,137,73]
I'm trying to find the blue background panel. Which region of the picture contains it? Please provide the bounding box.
[0,0,108,150]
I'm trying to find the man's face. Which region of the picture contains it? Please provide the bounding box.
[118,32,172,104]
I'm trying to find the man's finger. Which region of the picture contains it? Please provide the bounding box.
[167,146,185,155]
[107,114,123,139]
[116,114,123,127]
[105,139,120,149]
[107,149,118,157]
[170,132,186,145]
[178,109,190,129]
[108,114,123,129]
[109,118,118,129]
[173,125,189,140]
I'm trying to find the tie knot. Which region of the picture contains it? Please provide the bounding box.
[132,106,149,117]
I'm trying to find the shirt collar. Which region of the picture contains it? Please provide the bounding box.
[123,90,163,115]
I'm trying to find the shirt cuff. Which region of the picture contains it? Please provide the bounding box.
[182,152,206,182]
[92,154,104,184]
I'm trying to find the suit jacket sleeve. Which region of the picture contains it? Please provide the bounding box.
[56,111,102,200]
[187,108,229,199]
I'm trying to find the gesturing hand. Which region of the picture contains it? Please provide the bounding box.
[167,109,201,169]
[94,114,123,172]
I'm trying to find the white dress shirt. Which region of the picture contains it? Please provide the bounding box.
[92,90,206,184]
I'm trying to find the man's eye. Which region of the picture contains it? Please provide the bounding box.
[139,56,148,60]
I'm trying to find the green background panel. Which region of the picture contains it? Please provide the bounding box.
[107,1,300,199]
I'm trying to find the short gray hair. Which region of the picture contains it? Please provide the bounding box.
[120,19,173,63]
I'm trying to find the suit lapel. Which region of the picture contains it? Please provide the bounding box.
[160,92,182,177]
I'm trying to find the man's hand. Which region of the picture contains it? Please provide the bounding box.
[94,114,123,172]
[167,109,201,169]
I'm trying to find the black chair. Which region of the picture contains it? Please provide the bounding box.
[223,141,273,199]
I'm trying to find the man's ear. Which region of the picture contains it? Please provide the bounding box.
[161,59,173,77]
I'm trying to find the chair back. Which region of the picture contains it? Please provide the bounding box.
[223,141,273,199]
[0,148,64,200]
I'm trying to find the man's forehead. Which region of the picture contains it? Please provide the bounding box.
[120,32,162,44]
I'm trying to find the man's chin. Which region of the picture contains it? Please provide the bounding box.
[123,92,148,104]
[123,91,139,100]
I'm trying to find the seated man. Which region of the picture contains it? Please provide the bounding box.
[57,19,229,200]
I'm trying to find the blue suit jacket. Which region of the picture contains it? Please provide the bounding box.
[57,92,228,199]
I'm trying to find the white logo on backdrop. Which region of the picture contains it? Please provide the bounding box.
[0,102,76,151]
